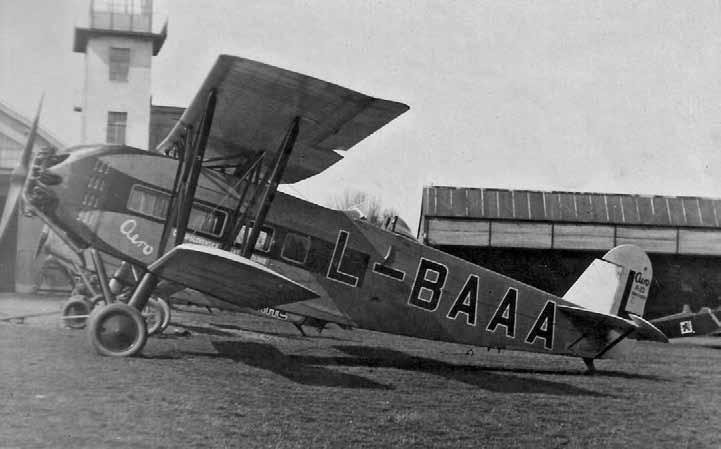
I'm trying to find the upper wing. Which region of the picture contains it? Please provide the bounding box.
[148,244,319,309]
[157,55,409,183]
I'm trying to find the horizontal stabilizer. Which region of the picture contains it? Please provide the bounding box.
[148,244,319,309]
[558,304,665,359]
[627,313,669,343]
[558,304,635,334]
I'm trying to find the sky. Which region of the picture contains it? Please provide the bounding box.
[2,0,721,229]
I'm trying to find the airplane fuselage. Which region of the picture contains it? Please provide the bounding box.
[28,145,600,358]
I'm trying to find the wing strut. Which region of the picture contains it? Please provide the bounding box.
[128,88,218,311]
[241,116,300,257]
[219,151,265,250]
[157,125,194,257]
[174,88,218,246]
[216,116,301,255]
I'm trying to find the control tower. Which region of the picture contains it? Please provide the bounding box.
[73,0,167,148]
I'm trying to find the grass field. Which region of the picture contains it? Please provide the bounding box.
[1,299,720,449]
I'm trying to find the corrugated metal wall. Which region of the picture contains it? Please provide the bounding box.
[422,186,721,256]
[424,186,721,227]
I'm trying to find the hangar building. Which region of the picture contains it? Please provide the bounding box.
[0,101,65,292]
[419,186,721,318]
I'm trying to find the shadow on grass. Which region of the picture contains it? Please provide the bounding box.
[209,322,350,342]
[199,340,607,396]
[295,345,616,396]
[333,345,665,382]
[191,340,393,390]
[174,323,239,338]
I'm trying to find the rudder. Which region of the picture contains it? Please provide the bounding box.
[563,245,652,318]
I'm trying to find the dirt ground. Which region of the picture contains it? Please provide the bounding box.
[1,294,720,449]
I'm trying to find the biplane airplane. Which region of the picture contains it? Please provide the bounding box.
[0,55,668,372]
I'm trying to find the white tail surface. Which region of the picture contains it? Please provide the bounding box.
[563,245,653,318]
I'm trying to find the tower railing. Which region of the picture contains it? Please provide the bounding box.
[89,0,154,33]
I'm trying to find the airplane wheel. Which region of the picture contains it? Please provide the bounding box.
[89,294,107,310]
[156,297,171,333]
[62,295,91,329]
[142,298,165,336]
[87,303,147,357]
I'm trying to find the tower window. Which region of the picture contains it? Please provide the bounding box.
[109,47,130,81]
[107,111,127,144]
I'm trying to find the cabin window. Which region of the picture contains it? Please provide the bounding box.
[188,205,226,236]
[281,232,310,264]
[234,225,274,252]
[127,184,227,237]
[127,185,169,219]
[106,111,127,145]
[109,47,130,81]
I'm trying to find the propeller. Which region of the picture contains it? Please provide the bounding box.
[0,96,43,242]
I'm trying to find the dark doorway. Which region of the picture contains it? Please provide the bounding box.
[0,197,16,292]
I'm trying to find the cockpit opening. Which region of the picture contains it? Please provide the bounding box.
[383,215,415,239]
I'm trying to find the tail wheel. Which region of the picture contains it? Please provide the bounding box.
[61,295,91,329]
[87,303,147,357]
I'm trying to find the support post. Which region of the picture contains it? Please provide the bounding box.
[175,89,218,245]
[127,272,158,311]
[157,127,192,257]
[219,152,265,250]
[242,116,300,258]
[89,249,115,304]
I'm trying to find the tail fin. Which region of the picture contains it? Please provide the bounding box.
[563,245,652,318]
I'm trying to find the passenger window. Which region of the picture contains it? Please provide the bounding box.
[127,185,169,219]
[188,205,226,236]
[127,184,227,237]
[234,225,274,252]
[281,232,310,264]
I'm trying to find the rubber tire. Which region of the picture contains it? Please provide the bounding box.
[89,294,107,310]
[87,303,148,357]
[143,298,164,336]
[155,297,171,333]
[62,296,91,329]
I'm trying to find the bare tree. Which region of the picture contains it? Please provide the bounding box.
[328,190,398,227]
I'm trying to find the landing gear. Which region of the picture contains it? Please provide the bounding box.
[86,272,159,357]
[156,297,171,333]
[89,294,107,309]
[87,303,148,357]
[61,295,91,329]
[143,297,171,336]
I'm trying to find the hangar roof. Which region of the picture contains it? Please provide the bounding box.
[422,186,721,229]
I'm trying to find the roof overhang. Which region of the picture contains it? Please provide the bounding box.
[73,23,167,55]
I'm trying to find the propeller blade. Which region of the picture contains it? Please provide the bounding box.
[19,94,43,173]
[0,182,22,242]
[34,226,50,261]
[0,95,43,242]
